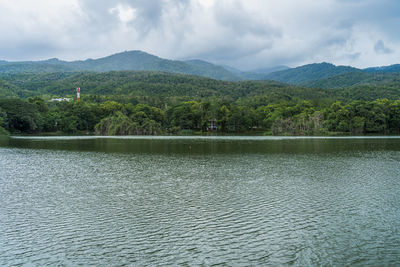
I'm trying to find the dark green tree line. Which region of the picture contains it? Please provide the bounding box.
[0,97,400,136]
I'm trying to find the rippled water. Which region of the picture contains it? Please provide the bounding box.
[1,136,400,266]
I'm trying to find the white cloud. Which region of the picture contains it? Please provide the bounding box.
[198,0,214,8]
[109,4,137,23]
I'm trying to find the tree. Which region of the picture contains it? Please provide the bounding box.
[0,99,40,133]
[217,104,230,131]
[169,101,202,130]
[0,107,8,135]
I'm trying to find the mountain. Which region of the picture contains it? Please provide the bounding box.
[364,64,400,73]
[304,71,400,88]
[250,65,290,75]
[0,51,299,82]
[264,62,361,85]
[302,72,372,88]
[1,51,400,85]
[0,62,73,74]
[0,51,241,81]
[262,62,400,87]
[220,65,243,74]
[183,59,239,81]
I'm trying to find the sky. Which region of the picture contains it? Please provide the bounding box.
[0,0,399,70]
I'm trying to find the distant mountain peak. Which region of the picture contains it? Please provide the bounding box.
[42,58,61,63]
[108,50,160,58]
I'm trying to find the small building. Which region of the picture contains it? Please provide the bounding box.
[208,118,218,131]
[50,98,72,102]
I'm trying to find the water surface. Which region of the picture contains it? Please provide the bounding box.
[1,136,400,266]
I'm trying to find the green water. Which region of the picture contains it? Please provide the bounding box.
[1,136,400,266]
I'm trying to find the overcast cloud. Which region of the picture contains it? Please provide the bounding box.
[0,0,399,69]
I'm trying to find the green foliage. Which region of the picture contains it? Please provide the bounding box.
[94,103,165,135]
[0,107,9,135]
[0,66,399,136]
[2,69,400,106]
[0,71,333,102]
[0,96,399,136]
[0,78,21,98]
[169,101,202,130]
[0,99,41,133]
[95,110,162,135]
[265,62,361,85]
[322,99,399,134]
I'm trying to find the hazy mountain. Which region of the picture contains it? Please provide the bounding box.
[364,64,400,73]
[0,51,399,85]
[0,51,296,81]
[264,62,361,85]
[220,65,243,74]
[206,65,289,80]
[0,51,241,81]
[250,65,290,75]
[183,59,239,81]
[0,62,72,74]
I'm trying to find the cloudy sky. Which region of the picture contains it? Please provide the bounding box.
[0,0,399,70]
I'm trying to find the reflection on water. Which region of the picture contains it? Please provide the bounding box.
[0,136,400,266]
[2,135,400,154]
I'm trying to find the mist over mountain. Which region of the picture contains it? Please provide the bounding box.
[250,66,290,75]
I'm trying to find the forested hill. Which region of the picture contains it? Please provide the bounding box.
[0,50,290,81]
[1,50,400,85]
[264,63,362,85]
[364,64,400,73]
[0,51,240,81]
[1,71,400,104]
[303,72,400,89]
[0,71,332,102]
[0,62,73,74]
[261,62,400,87]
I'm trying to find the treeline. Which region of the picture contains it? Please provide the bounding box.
[0,97,399,136]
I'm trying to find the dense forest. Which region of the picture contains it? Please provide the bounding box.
[0,94,399,136]
[0,64,400,136]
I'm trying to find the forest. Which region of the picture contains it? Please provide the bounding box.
[0,96,399,136]
[0,70,400,136]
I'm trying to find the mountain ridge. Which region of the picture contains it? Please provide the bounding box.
[0,50,399,85]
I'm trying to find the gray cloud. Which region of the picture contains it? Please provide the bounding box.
[374,40,393,54]
[0,0,399,68]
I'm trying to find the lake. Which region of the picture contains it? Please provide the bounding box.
[1,136,400,266]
